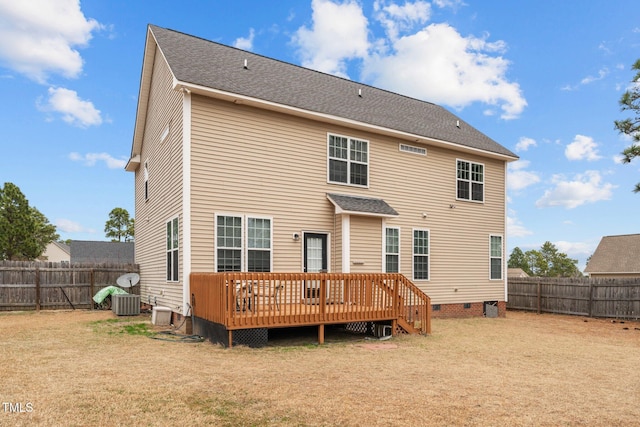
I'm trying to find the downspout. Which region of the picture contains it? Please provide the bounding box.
[182,88,192,316]
[503,161,508,303]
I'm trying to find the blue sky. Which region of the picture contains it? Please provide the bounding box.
[0,0,639,270]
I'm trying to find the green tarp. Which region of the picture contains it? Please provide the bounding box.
[93,285,128,304]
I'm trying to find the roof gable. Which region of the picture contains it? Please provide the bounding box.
[129,24,517,163]
[584,234,640,273]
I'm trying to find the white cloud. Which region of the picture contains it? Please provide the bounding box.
[233,28,255,51]
[508,160,540,191]
[515,136,537,152]
[0,0,101,83]
[507,210,532,238]
[363,23,526,119]
[374,0,431,40]
[554,240,596,259]
[580,67,609,85]
[291,1,526,119]
[39,87,102,127]
[562,68,609,91]
[565,134,602,161]
[55,218,94,233]
[292,0,369,77]
[432,0,465,8]
[69,152,126,169]
[535,170,616,209]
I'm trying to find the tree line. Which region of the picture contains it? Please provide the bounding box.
[0,182,134,261]
[508,242,582,278]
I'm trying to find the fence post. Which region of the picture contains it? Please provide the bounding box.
[537,281,541,314]
[588,281,593,318]
[90,269,95,310]
[35,266,41,312]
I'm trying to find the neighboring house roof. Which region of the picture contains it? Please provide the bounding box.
[584,234,640,274]
[507,268,529,278]
[41,241,71,262]
[70,241,135,264]
[327,193,399,217]
[128,25,518,169]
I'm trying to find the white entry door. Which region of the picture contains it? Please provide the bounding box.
[304,233,327,273]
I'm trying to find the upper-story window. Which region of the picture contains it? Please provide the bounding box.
[328,134,369,187]
[457,160,484,202]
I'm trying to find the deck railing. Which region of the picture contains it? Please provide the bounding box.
[190,272,430,335]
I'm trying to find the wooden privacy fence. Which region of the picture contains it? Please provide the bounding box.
[507,277,640,319]
[0,261,139,311]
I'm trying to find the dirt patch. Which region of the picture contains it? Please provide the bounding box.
[1,310,639,426]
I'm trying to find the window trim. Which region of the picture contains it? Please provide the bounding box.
[456,159,485,203]
[412,228,430,281]
[166,216,179,282]
[214,213,273,272]
[327,133,370,188]
[383,226,400,273]
[489,234,503,281]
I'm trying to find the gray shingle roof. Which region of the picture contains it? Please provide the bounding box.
[584,234,640,274]
[148,25,517,159]
[327,193,399,217]
[70,241,135,264]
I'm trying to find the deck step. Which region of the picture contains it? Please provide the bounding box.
[397,317,421,335]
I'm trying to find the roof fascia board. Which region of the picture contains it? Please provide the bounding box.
[129,26,174,168]
[175,80,518,162]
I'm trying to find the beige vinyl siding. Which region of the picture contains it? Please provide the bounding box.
[190,96,336,273]
[188,94,506,305]
[133,49,184,312]
[349,216,382,273]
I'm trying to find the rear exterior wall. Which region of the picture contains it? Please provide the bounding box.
[189,95,508,306]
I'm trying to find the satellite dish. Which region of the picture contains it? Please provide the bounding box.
[116,273,140,288]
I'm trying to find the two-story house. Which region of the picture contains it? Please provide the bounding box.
[126,25,518,332]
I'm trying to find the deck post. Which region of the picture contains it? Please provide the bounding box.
[228,330,233,348]
[318,324,325,344]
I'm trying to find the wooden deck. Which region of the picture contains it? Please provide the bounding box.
[190,272,431,346]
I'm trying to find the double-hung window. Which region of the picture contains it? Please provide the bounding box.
[166,217,179,281]
[247,218,271,272]
[328,134,369,186]
[217,216,242,272]
[216,215,272,272]
[457,160,484,202]
[413,229,429,280]
[490,235,503,280]
[384,227,400,273]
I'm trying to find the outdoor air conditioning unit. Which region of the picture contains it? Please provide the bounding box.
[112,294,140,316]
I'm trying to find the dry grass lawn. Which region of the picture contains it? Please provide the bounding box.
[1,309,639,426]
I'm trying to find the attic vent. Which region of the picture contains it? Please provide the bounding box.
[399,143,427,156]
